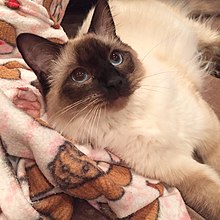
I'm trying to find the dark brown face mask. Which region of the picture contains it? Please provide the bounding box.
[16,0,143,110]
[16,0,117,98]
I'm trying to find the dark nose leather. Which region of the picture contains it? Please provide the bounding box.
[106,75,124,90]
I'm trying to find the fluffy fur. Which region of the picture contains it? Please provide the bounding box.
[17,0,220,219]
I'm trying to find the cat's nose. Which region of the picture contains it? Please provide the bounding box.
[106,76,127,100]
[106,76,124,89]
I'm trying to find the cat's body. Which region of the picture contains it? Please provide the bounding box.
[16,0,220,219]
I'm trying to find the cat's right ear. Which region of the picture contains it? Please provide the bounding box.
[88,0,117,38]
[16,33,63,96]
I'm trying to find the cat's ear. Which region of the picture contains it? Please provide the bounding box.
[88,0,116,37]
[16,33,63,96]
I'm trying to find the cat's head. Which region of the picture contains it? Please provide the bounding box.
[16,0,144,133]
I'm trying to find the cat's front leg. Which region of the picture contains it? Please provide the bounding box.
[195,134,220,176]
[133,153,220,220]
[173,160,220,220]
[193,21,220,77]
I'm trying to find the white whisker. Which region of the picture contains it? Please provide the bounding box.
[141,85,170,90]
[95,107,102,148]
[76,106,97,143]
[87,105,100,145]
[49,98,91,122]
[60,98,99,134]
[135,88,164,95]
[141,33,181,62]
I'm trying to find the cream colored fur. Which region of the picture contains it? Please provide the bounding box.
[47,1,220,218]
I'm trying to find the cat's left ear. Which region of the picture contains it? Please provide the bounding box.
[16,33,64,96]
[88,0,117,38]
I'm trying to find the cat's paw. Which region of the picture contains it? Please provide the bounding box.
[209,42,220,78]
[202,42,220,78]
[212,53,220,78]
[13,87,41,118]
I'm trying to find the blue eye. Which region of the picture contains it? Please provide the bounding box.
[110,51,123,66]
[71,68,89,83]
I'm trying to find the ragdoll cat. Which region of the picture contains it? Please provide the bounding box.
[16,0,220,219]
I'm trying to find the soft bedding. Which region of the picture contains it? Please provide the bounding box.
[0,0,210,219]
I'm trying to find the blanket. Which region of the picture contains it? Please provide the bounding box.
[0,0,191,219]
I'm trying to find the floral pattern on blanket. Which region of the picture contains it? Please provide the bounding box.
[0,0,68,59]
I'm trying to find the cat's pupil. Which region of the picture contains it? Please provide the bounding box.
[112,53,119,61]
[110,51,123,66]
[71,68,88,83]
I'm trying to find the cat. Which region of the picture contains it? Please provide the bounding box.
[16,0,220,219]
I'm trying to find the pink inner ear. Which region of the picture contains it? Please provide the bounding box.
[0,40,14,54]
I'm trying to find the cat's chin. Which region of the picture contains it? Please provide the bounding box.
[106,96,129,112]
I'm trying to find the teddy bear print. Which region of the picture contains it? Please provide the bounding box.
[27,164,74,220]
[49,141,133,201]
[0,62,21,79]
[43,0,64,28]
[0,20,16,55]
